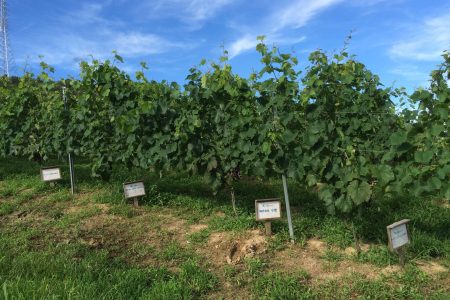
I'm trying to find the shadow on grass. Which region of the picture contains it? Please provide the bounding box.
[1,156,449,260]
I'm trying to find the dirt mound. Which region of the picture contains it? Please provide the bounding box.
[307,238,327,254]
[204,229,268,266]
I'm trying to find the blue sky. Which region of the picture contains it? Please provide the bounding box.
[7,0,450,91]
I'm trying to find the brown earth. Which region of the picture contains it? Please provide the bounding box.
[201,229,267,266]
[272,242,383,283]
[1,190,449,298]
[416,260,449,275]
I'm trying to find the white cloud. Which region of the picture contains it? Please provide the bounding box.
[145,0,234,24]
[28,31,185,66]
[18,2,189,68]
[63,1,125,27]
[389,13,450,61]
[270,0,343,32]
[66,3,106,25]
[113,32,181,56]
[229,34,306,58]
[185,0,234,21]
[229,35,256,58]
[390,65,430,87]
[351,0,400,6]
[228,0,339,58]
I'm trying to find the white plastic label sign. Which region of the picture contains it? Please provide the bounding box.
[387,219,410,250]
[41,167,62,181]
[123,181,146,199]
[256,199,281,220]
[390,224,409,249]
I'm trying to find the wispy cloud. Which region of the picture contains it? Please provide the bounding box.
[65,3,107,25]
[183,0,235,22]
[389,13,450,61]
[27,31,185,66]
[351,0,400,7]
[229,34,306,58]
[228,35,255,59]
[112,32,184,56]
[143,0,235,25]
[270,0,343,31]
[390,65,430,87]
[228,0,342,58]
[19,2,189,68]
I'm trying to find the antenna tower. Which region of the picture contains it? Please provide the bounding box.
[0,0,12,76]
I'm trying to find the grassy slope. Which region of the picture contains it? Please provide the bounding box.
[0,157,449,299]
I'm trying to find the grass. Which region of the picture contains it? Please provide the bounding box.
[0,156,449,299]
[0,224,215,299]
[109,204,139,218]
[159,242,195,263]
[353,245,398,267]
[322,249,345,262]
[187,229,211,245]
[252,271,312,299]
[319,266,450,299]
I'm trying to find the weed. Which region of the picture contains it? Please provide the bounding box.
[322,249,344,262]
[0,201,15,216]
[267,228,292,251]
[252,271,312,299]
[187,228,211,245]
[1,157,449,299]
[56,206,102,228]
[208,214,257,232]
[109,205,138,218]
[179,259,217,297]
[353,245,397,267]
[223,265,239,280]
[159,242,194,263]
[318,217,354,248]
[244,258,267,277]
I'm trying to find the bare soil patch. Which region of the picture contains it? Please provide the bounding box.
[439,201,450,209]
[2,187,448,298]
[416,260,448,275]
[381,265,402,276]
[64,203,109,215]
[166,218,186,232]
[201,229,268,267]
[273,239,395,284]
[189,223,208,233]
[344,243,371,256]
[307,238,327,255]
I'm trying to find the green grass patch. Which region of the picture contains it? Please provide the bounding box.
[353,245,397,267]
[315,266,448,299]
[208,214,257,232]
[56,206,102,228]
[252,271,312,299]
[187,228,211,245]
[109,204,138,218]
[159,242,196,263]
[322,249,344,262]
[0,226,216,300]
[1,157,449,299]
